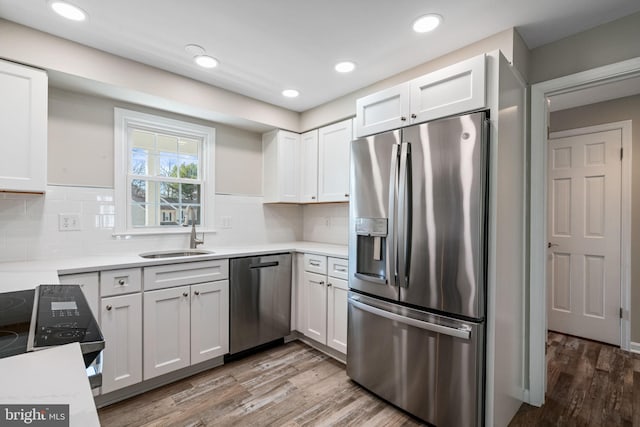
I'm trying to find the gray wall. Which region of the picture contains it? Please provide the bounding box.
[48,88,262,195]
[530,11,640,84]
[550,94,640,342]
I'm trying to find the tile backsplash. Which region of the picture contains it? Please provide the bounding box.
[0,186,348,262]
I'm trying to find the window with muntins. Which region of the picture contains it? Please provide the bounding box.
[114,108,215,235]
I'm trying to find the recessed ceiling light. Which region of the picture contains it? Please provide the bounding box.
[412,14,442,33]
[282,89,299,98]
[194,55,219,69]
[335,61,356,73]
[49,1,87,21]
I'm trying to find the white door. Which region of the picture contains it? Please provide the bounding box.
[318,119,352,202]
[100,293,142,393]
[144,286,191,379]
[547,128,622,345]
[303,271,327,343]
[300,130,319,203]
[191,281,229,364]
[326,277,348,354]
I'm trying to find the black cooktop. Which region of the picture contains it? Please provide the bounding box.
[0,285,103,365]
[0,289,35,359]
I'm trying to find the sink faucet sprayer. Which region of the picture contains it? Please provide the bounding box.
[183,206,204,249]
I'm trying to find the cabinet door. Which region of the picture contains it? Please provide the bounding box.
[144,286,191,380]
[191,281,229,364]
[262,130,300,203]
[318,119,352,202]
[326,277,348,354]
[101,293,142,393]
[355,83,410,137]
[409,54,486,124]
[59,272,99,320]
[0,60,47,193]
[303,271,327,343]
[300,129,319,203]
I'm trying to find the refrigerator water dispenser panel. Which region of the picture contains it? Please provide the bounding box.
[355,217,388,282]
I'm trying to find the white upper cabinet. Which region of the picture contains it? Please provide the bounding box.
[299,129,319,203]
[0,59,47,193]
[355,54,486,137]
[355,83,410,138]
[318,118,352,202]
[263,129,300,203]
[409,54,486,125]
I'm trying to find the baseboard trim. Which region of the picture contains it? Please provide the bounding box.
[630,341,640,354]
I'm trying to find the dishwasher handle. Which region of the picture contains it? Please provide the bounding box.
[249,261,279,269]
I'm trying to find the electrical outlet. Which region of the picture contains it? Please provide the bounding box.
[221,216,232,229]
[58,214,81,231]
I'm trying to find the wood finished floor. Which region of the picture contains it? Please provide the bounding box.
[509,331,640,426]
[98,341,425,427]
[99,333,640,427]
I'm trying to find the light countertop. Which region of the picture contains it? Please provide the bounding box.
[0,241,347,292]
[0,343,101,427]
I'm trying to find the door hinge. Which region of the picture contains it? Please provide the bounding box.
[620,307,623,319]
[546,126,550,139]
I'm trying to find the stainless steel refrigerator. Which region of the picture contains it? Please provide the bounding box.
[347,111,488,426]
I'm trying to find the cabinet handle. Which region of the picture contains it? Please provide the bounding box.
[194,291,200,296]
[118,279,125,285]
[411,113,417,119]
[400,116,407,121]
[336,267,347,272]
[183,292,189,297]
[310,261,321,266]
[311,196,316,200]
[106,305,112,311]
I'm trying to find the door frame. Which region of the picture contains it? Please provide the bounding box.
[529,56,640,406]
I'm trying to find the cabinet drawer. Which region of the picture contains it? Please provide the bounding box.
[303,254,327,275]
[328,257,348,280]
[100,268,142,297]
[144,259,229,291]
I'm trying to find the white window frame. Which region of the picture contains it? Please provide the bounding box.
[114,108,215,235]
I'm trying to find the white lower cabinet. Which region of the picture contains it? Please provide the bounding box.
[300,255,348,354]
[326,277,348,354]
[100,293,142,394]
[143,280,229,380]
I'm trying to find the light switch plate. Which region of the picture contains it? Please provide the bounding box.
[59,213,81,231]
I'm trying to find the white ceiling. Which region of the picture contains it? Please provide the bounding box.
[1,0,640,112]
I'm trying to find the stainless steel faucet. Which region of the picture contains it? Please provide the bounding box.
[183,206,204,249]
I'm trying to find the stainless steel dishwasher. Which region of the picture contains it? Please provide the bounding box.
[229,253,292,354]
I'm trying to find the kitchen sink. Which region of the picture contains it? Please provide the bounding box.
[139,249,214,259]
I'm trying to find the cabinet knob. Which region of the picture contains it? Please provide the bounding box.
[118,279,125,285]
[327,282,332,287]
[344,193,349,198]
[311,196,316,200]
[319,281,325,285]
[183,292,189,297]
[106,305,112,311]
[400,116,407,121]
[194,291,200,296]
[411,113,417,119]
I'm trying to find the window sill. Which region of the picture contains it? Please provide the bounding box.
[112,228,217,237]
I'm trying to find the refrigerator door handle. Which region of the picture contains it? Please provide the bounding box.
[397,142,411,288]
[387,143,400,287]
[349,298,471,340]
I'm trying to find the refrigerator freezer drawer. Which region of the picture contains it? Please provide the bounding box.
[347,292,484,427]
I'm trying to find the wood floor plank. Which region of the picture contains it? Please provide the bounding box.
[510,333,640,427]
[99,341,424,427]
